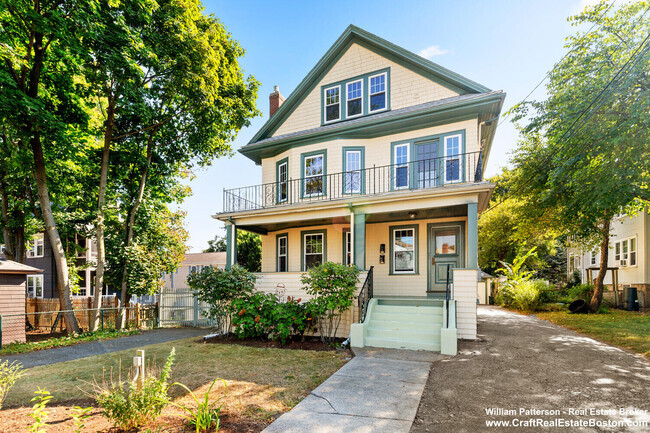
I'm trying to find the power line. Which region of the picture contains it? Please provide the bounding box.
[484,14,650,215]
[497,0,619,128]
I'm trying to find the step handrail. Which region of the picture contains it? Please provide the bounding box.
[357,266,374,323]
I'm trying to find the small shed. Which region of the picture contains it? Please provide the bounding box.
[477,271,495,305]
[0,258,42,346]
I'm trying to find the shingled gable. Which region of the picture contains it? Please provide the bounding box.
[246,25,492,148]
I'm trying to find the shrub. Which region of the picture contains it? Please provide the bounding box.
[567,269,582,288]
[172,377,226,432]
[29,388,53,433]
[0,360,23,410]
[188,265,257,332]
[567,283,594,302]
[96,349,175,429]
[497,279,546,312]
[268,296,312,344]
[230,292,277,339]
[301,262,360,344]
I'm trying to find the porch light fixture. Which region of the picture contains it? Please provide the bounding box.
[408,211,417,219]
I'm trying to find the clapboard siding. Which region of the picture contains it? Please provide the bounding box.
[0,274,27,345]
[273,42,459,137]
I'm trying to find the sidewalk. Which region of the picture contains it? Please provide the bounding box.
[263,347,444,433]
[0,328,209,369]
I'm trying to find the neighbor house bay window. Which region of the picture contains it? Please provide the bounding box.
[369,72,387,112]
[303,154,324,197]
[303,233,325,270]
[324,86,340,122]
[346,80,362,117]
[392,228,416,273]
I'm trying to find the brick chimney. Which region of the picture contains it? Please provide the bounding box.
[269,85,285,117]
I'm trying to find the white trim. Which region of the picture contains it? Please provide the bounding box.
[323,85,341,123]
[345,79,363,119]
[303,232,324,269]
[393,143,410,190]
[392,227,416,274]
[303,154,325,197]
[277,235,288,272]
[444,134,463,183]
[349,213,355,266]
[27,274,44,298]
[278,161,288,203]
[368,72,388,114]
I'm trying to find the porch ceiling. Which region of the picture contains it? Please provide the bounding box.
[235,204,468,234]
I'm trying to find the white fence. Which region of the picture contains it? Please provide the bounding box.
[159,287,217,328]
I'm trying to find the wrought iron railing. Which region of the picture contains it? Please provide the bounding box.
[223,151,482,213]
[357,266,374,323]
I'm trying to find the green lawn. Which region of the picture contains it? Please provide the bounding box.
[4,337,349,411]
[536,309,650,357]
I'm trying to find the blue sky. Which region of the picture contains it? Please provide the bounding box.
[182,0,599,252]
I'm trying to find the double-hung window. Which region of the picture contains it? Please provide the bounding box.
[629,237,637,266]
[392,228,416,274]
[369,72,387,113]
[303,232,324,270]
[591,250,598,266]
[615,237,637,266]
[444,135,462,183]
[303,154,324,197]
[346,80,362,118]
[27,235,44,258]
[277,235,288,272]
[27,275,44,298]
[324,86,340,123]
[394,144,409,189]
[344,150,362,194]
[344,231,352,266]
[278,160,288,203]
[189,265,199,274]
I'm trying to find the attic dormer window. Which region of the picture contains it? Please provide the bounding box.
[324,86,340,123]
[369,72,387,113]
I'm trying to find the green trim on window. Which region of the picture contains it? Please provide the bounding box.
[342,229,351,266]
[389,224,419,275]
[276,232,289,272]
[342,146,365,195]
[390,129,466,190]
[354,212,366,270]
[320,67,390,125]
[300,149,328,199]
[301,229,327,271]
[275,157,289,204]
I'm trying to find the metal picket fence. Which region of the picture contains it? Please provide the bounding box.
[159,287,220,328]
[0,305,157,348]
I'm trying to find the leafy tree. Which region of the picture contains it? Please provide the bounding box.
[509,1,650,311]
[204,234,227,253]
[236,231,261,272]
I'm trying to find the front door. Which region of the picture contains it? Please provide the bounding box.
[429,224,463,292]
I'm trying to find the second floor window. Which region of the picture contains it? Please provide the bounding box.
[27,274,44,298]
[325,86,340,122]
[394,144,409,189]
[369,73,387,112]
[445,135,462,182]
[344,150,361,193]
[278,161,288,202]
[304,154,324,197]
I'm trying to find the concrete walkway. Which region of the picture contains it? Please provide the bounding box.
[263,347,444,433]
[0,328,209,369]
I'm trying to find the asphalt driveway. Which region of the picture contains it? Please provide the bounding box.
[411,306,650,433]
[0,328,209,369]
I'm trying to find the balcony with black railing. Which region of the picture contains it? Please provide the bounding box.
[222,151,483,214]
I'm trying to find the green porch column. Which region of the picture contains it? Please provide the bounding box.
[225,223,237,269]
[467,202,478,269]
[353,212,366,270]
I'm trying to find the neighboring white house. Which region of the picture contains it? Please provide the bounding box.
[213,25,504,354]
[568,210,649,308]
[162,252,227,290]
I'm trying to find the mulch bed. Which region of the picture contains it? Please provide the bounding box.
[202,334,346,351]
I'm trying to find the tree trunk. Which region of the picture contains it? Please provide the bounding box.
[117,131,155,329]
[31,133,80,333]
[92,96,116,331]
[589,219,611,313]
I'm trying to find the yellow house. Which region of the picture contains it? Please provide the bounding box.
[215,25,504,354]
